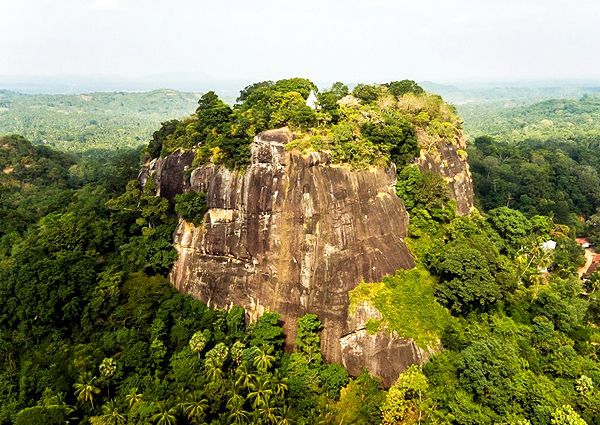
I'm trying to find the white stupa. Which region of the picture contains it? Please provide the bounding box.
[306,89,319,110]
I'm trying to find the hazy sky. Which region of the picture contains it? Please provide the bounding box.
[2,0,600,84]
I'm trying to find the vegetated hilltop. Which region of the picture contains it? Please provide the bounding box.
[142,77,474,386]
[147,78,461,169]
[0,89,199,153]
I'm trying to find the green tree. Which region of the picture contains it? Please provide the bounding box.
[387,80,424,97]
[125,387,143,411]
[253,345,276,372]
[189,329,210,357]
[381,365,429,425]
[73,372,101,409]
[551,405,587,425]
[329,82,349,99]
[250,312,285,349]
[248,375,274,408]
[296,314,323,363]
[174,191,208,225]
[150,402,178,425]
[429,240,502,314]
[100,400,126,425]
[182,391,209,423]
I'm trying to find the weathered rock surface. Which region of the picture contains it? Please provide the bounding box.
[163,128,415,369]
[142,127,473,385]
[341,301,429,386]
[416,131,474,215]
[138,150,194,201]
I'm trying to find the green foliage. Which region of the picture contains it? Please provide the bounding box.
[333,371,385,424]
[150,78,462,172]
[174,191,208,225]
[350,266,453,349]
[586,209,600,244]
[396,165,455,230]
[487,207,533,253]
[320,363,349,400]
[295,314,323,363]
[0,89,198,153]
[386,80,425,97]
[429,240,503,314]
[381,365,429,425]
[352,84,383,103]
[462,94,600,143]
[329,82,350,99]
[249,312,285,350]
[361,116,418,167]
[422,213,525,315]
[15,406,69,425]
[551,405,587,425]
[469,135,600,225]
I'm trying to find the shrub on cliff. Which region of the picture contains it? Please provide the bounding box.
[174,191,208,225]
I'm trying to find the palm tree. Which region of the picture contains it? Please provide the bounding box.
[205,357,224,383]
[272,371,288,398]
[227,400,250,425]
[100,400,126,425]
[277,405,296,425]
[226,393,245,411]
[248,375,273,409]
[235,363,256,391]
[183,391,209,423]
[252,346,275,373]
[125,387,143,411]
[73,372,101,409]
[257,394,278,424]
[150,402,178,425]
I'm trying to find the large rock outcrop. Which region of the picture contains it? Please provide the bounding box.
[168,128,415,372]
[142,127,474,385]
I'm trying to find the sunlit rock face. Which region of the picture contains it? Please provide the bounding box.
[164,128,414,363]
[142,127,473,385]
[415,131,475,215]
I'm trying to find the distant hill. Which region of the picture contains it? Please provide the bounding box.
[459,94,600,141]
[421,81,600,106]
[0,89,200,152]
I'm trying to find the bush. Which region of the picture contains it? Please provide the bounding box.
[174,191,208,225]
[15,406,68,425]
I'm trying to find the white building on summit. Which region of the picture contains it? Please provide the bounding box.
[306,89,319,110]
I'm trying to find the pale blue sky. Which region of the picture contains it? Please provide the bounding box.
[2,0,599,83]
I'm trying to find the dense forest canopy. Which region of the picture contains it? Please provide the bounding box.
[460,95,600,142]
[0,80,598,424]
[0,90,199,153]
[463,95,600,236]
[148,78,458,169]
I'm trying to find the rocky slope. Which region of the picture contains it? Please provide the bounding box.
[142,127,474,386]
[416,131,474,215]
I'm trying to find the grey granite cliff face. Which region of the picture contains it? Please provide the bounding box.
[141,127,474,385]
[416,130,474,215]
